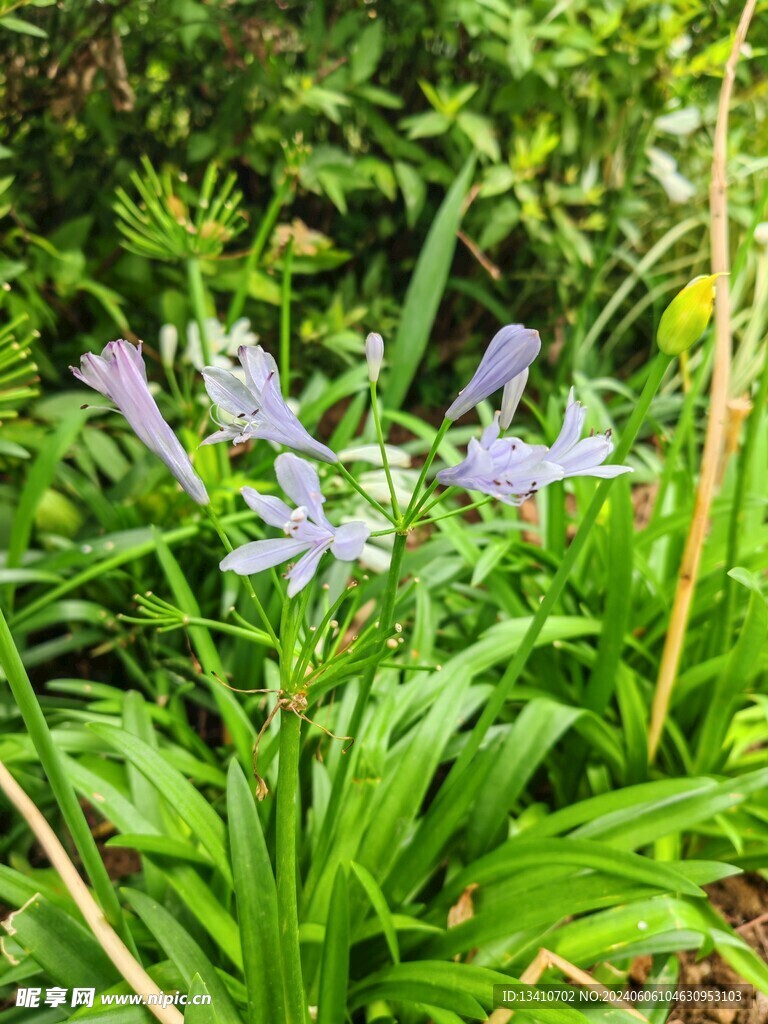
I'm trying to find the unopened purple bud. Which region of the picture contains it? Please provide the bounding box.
[446,324,540,422]
[365,332,384,383]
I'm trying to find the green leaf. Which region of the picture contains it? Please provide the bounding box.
[586,477,633,712]
[226,761,284,1024]
[152,529,255,770]
[5,406,89,605]
[467,700,582,857]
[386,156,475,410]
[695,574,768,771]
[124,889,243,1024]
[2,895,116,989]
[317,865,350,1024]
[185,975,220,1024]
[90,724,231,883]
[350,861,400,964]
[457,111,500,161]
[394,162,426,228]
[0,14,47,36]
[350,19,384,83]
[104,834,213,866]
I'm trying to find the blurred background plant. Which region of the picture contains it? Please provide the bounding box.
[2,0,768,1020]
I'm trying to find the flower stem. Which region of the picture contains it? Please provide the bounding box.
[405,419,451,524]
[205,507,279,647]
[227,175,292,329]
[370,381,402,520]
[337,462,396,523]
[188,257,230,489]
[280,241,294,397]
[187,258,215,369]
[304,530,408,900]
[275,708,306,1024]
[416,495,493,526]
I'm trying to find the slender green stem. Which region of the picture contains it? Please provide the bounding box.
[280,241,294,397]
[370,381,402,520]
[409,477,443,520]
[227,176,292,329]
[305,532,408,900]
[188,258,230,489]
[405,419,451,524]
[337,462,396,523]
[275,709,306,1024]
[434,353,672,796]
[0,608,134,948]
[205,507,279,647]
[187,258,215,368]
[416,495,493,526]
[648,346,712,531]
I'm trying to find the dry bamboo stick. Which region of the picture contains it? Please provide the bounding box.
[648,0,757,760]
[0,762,184,1024]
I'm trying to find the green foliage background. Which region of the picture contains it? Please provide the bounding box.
[2,2,768,1023]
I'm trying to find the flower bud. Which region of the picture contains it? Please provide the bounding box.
[159,323,178,366]
[754,222,768,247]
[365,332,384,383]
[657,274,720,356]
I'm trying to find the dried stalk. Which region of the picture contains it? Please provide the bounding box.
[0,762,184,1024]
[648,0,757,760]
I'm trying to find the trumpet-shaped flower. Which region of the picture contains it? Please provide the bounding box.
[437,390,631,505]
[202,345,336,463]
[445,324,540,422]
[71,340,209,505]
[220,454,370,596]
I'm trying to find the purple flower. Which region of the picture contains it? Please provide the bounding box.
[445,324,540,422]
[547,389,631,480]
[220,453,370,596]
[202,345,336,464]
[437,390,631,505]
[437,414,563,505]
[71,340,209,505]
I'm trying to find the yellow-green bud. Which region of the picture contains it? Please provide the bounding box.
[656,274,721,356]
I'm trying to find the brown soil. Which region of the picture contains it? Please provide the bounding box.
[638,875,768,1024]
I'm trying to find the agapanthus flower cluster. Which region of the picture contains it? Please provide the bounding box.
[437,390,631,505]
[73,321,631,596]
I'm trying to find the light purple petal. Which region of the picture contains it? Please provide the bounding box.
[202,367,259,417]
[556,436,614,475]
[72,341,209,505]
[275,454,329,525]
[286,544,329,597]
[548,389,587,462]
[445,325,540,422]
[256,375,337,463]
[239,345,278,393]
[566,464,633,479]
[332,521,371,561]
[241,487,293,528]
[201,426,241,446]
[480,412,502,449]
[220,537,308,576]
[499,368,528,430]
